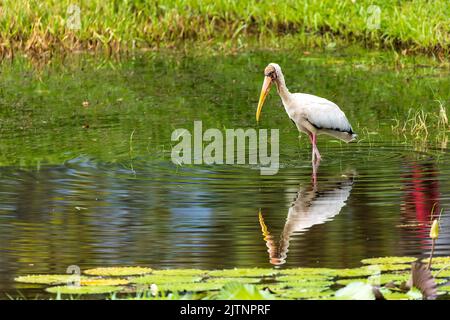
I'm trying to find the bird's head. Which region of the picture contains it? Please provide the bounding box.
[256,63,282,122]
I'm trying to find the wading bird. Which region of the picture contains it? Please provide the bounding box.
[256,63,357,164]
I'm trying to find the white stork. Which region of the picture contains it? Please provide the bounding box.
[256,63,357,163]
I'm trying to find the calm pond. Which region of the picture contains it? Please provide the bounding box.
[0,50,449,297]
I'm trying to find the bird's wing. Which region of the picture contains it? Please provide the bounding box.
[293,93,354,134]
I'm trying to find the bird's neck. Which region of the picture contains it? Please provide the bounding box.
[274,72,292,103]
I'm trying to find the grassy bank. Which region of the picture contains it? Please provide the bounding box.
[0,0,449,58]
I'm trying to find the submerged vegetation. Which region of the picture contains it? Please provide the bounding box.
[12,256,450,300]
[0,0,449,58]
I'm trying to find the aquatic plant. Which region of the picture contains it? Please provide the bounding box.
[131,275,203,285]
[46,285,123,295]
[14,274,80,285]
[84,266,152,277]
[13,256,450,300]
[207,282,275,300]
[361,257,416,265]
[208,268,277,278]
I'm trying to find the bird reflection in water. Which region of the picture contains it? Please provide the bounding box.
[259,164,355,266]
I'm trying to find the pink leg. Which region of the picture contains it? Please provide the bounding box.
[312,134,321,161]
[308,133,315,162]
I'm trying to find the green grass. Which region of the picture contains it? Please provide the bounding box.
[0,0,449,57]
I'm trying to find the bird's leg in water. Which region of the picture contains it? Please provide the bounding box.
[312,134,322,161]
[308,133,315,162]
[312,156,321,186]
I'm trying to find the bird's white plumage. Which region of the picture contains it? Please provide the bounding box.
[290,93,353,134]
[258,63,357,161]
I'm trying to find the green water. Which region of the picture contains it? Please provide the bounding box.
[0,49,449,297]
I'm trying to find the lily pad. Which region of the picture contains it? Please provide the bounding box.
[204,277,261,284]
[421,257,450,264]
[382,291,410,300]
[334,267,380,278]
[278,268,337,276]
[84,267,152,277]
[336,278,367,286]
[433,269,450,278]
[336,273,409,286]
[361,257,416,265]
[152,269,209,276]
[437,286,450,292]
[428,263,450,270]
[80,278,129,286]
[278,288,334,300]
[211,283,276,300]
[371,264,411,272]
[46,285,123,295]
[131,275,203,285]
[14,274,81,285]
[256,280,333,291]
[158,282,224,292]
[276,275,332,282]
[208,268,277,278]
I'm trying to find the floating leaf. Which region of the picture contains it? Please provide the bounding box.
[361,257,416,265]
[336,278,368,286]
[84,267,152,277]
[428,263,450,270]
[80,278,129,286]
[334,267,379,278]
[210,283,275,300]
[278,288,334,299]
[256,280,333,292]
[336,273,409,286]
[208,268,277,278]
[131,275,202,285]
[381,290,410,300]
[14,274,80,285]
[422,257,450,264]
[152,269,208,276]
[278,268,337,276]
[372,264,411,272]
[158,282,224,293]
[433,269,450,278]
[438,286,450,292]
[276,275,333,283]
[406,287,423,300]
[204,277,261,284]
[46,285,123,295]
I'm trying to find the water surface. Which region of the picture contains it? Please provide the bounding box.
[0,51,449,297]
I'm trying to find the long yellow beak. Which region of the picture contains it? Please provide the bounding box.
[256,76,272,122]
